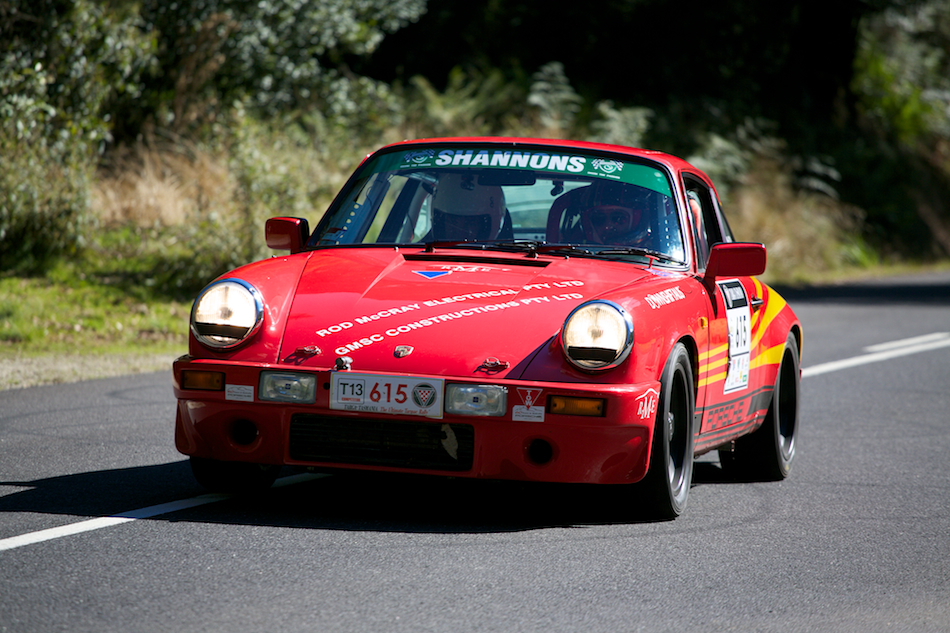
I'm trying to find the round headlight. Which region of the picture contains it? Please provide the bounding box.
[561,300,634,371]
[190,279,264,349]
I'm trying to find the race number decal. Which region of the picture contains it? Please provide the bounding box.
[717,279,751,394]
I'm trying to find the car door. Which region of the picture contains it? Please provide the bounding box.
[683,175,765,439]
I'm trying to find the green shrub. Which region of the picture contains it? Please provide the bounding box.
[0,129,93,273]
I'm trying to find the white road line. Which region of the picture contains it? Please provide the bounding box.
[863,332,950,354]
[0,473,323,553]
[803,333,950,378]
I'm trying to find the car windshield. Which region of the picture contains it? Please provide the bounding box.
[310,145,686,263]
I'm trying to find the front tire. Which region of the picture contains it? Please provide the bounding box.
[720,330,799,481]
[190,456,280,493]
[639,343,695,519]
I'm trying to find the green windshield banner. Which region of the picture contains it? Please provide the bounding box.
[370,147,673,197]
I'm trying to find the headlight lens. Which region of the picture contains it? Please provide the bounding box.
[561,300,634,371]
[259,371,317,403]
[191,279,264,349]
[445,384,507,416]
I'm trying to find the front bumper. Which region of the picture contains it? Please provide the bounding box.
[173,358,660,485]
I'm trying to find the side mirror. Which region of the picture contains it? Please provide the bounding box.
[265,217,310,254]
[703,242,766,292]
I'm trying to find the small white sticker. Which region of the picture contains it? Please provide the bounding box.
[225,384,255,402]
[513,388,545,422]
[513,405,545,422]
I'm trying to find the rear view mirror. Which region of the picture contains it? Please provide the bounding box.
[266,217,310,254]
[703,242,766,292]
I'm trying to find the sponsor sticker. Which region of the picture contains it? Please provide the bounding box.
[644,286,685,309]
[512,387,545,422]
[376,148,672,196]
[225,384,254,402]
[635,387,659,420]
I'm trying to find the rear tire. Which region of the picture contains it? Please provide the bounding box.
[190,456,280,493]
[719,331,799,481]
[639,343,695,519]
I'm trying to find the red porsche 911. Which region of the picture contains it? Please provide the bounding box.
[173,137,801,519]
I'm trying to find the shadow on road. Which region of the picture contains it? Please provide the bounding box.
[774,273,950,305]
[0,459,742,533]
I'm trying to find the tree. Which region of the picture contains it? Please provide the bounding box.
[121,0,427,138]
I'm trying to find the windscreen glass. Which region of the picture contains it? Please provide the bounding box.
[311,146,685,263]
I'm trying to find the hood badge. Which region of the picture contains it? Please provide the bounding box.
[394,345,414,358]
[477,357,510,373]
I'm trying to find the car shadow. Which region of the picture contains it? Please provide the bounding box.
[0,459,737,533]
[773,274,950,306]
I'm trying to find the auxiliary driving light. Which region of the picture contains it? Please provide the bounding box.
[445,384,507,416]
[259,371,317,404]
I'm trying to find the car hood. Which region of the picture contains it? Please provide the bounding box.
[279,248,652,377]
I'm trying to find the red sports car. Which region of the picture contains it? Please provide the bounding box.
[173,137,801,518]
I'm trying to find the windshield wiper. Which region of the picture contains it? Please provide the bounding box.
[595,247,684,264]
[423,239,549,254]
[421,240,678,263]
[423,240,490,252]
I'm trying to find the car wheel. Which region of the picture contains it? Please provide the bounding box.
[639,342,695,519]
[719,330,799,481]
[189,456,281,493]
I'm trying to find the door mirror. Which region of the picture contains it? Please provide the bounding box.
[266,217,310,254]
[703,242,766,291]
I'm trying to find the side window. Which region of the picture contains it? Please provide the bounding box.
[683,175,726,269]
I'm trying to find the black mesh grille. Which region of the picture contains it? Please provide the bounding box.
[289,415,474,471]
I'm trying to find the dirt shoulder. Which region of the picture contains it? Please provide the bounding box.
[0,353,179,390]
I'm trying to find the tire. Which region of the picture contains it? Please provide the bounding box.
[190,456,281,493]
[639,343,695,519]
[719,330,799,481]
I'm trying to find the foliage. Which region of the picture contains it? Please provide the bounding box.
[400,67,525,138]
[853,0,950,147]
[588,102,653,149]
[0,0,156,272]
[0,0,156,154]
[0,128,93,273]
[527,62,582,137]
[131,0,426,135]
[847,0,950,255]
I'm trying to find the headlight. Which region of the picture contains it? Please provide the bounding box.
[561,300,633,371]
[445,384,507,416]
[190,279,264,349]
[260,371,317,403]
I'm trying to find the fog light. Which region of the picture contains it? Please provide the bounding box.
[181,370,225,391]
[548,396,605,417]
[259,371,317,403]
[445,384,507,416]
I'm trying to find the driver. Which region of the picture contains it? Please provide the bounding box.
[431,173,505,241]
[579,182,649,245]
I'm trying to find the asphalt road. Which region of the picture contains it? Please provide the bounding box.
[2,271,949,632]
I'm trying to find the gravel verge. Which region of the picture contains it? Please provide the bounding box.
[0,353,179,390]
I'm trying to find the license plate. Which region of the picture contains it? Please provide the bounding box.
[330,373,444,419]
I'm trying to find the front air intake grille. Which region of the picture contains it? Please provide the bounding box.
[289,415,474,471]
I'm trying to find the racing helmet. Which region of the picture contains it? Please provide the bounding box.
[578,181,650,245]
[431,173,505,241]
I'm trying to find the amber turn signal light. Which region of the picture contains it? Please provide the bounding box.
[548,396,605,417]
[181,370,225,391]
